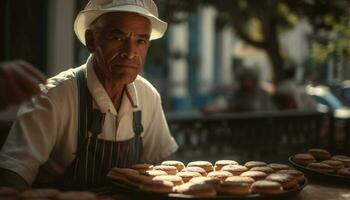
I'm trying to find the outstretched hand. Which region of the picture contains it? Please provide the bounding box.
[0,60,47,109]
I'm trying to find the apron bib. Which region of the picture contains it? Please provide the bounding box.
[55,68,144,190]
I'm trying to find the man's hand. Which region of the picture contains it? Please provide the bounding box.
[0,60,47,109]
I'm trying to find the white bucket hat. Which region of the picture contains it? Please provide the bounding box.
[74,0,168,45]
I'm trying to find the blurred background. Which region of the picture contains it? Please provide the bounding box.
[1,0,350,161]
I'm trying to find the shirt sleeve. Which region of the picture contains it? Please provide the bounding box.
[0,92,59,185]
[140,94,178,164]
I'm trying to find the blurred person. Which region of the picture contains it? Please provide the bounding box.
[227,68,275,112]
[0,0,178,190]
[274,66,317,110]
[0,60,46,109]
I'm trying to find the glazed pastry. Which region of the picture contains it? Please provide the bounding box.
[251,180,283,195]
[217,176,254,195]
[292,153,316,166]
[221,165,248,176]
[265,173,299,190]
[187,161,214,173]
[307,163,334,174]
[174,182,216,197]
[161,160,185,171]
[140,179,174,193]
[153,165,178,175]
[214,160,238,170]
[176,171,202,183]
[307,148,331,161]
[240,171,267,181]
[277,169,305,183]
[152,175,184,186]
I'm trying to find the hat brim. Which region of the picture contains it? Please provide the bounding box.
[74,5,168,45]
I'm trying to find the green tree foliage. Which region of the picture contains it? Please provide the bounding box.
[156,0,350,84]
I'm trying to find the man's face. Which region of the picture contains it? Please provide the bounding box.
[86,12,151,85]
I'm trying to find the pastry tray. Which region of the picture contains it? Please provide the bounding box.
[106,178,307,200]
[288,157,350,185]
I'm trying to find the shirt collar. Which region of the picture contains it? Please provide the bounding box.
[86,55,140,115]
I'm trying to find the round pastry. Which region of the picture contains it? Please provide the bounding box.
[244,161,267,169]
[141,169,168,178]
[187,161,214,173]
[221,165,248,176]
[19,188,61,199]
[174,182,217,197]
[267,163,290,171]
[107,167,139,183]
[292,153,316,166]
[189,177,221,189]
[217,176,254,195]
[140,179,174,193]
[240,171,267,181]
[214,160,238,171]
[176,171,202,183]
[321,160,344,170]
[153,165,178,175]
[161,160,185,172]
[56,191,97,200]
[207,171,233,182]
[277,169,305,183]
[308,148,331,161]
[307,162,334,174]
[131,163,154,173]
[181,166,207,176]
[250,166,274,174]
[0,187,18,196]
[337,168,350,177]
[331,155,350,167]
[251,180,283,195]
[126,173,152,187]
[152,175,184,186]
[265,173,298,190]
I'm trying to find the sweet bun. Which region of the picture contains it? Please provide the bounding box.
[321,160,344,170]
[56,191,97,200]
[267,163,290,171]
[187,161,214,173]
[240,171,267,181]
[131,163,154,173]
[126,173,152,187]
[244,161,267,169]
[161,160,185,171]
[141,170,168,178]
[181,166,207,176]
[176,171,202,183]
[153,165,178,175]
[337,168,350,177]
[221,165,248,176]
[217,176,254,195]
[19,188,61,199]
[107,167,139,183]
[265,173,298,190]
[189,177,221,189]
[250,166,274,175]
[307,162,334,174]
[152,175,184,186]
[207,171,233,182]
[251,180,283,195]
[292,153,316,166]
[214,160,238,171]
[307,148,331,161]
[174,182,217,197]
[331,155,350,167]
[277,169,305,183]
[140,179,174,193]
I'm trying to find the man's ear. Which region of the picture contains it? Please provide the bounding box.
[85,29,96,53]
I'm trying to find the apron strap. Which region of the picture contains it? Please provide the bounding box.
[133,110,143,136]
[76,69,92,154]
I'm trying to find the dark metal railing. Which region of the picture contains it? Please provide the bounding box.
[166,110,328,163]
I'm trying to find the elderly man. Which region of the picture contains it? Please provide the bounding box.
[0,0,178,190]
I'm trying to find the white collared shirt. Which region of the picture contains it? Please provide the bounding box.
[0,57,178,185]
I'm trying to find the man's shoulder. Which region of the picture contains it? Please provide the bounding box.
[134,75,160,97]
[43,65,84,93]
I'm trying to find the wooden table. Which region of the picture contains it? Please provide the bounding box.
[100,180,350,200]
[297,181,350,200]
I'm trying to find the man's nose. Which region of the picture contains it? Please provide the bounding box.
[120,41,137,59]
